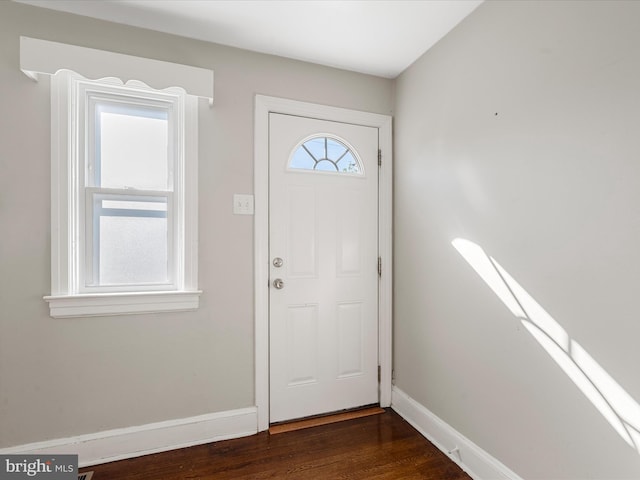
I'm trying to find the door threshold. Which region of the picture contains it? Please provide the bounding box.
[269,406,385,435]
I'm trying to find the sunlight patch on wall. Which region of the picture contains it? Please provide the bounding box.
[452,238,640,453]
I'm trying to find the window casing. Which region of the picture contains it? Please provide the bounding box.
[45,71,200,317]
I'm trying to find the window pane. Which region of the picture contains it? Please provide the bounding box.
[289,147,315,170]
[337,152,360,173]
[303,137,326,160]
[326,138,348,161]
[94,196,169,286]
[97,104,169,190]
[316,159,338,171]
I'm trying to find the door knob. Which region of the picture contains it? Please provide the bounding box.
[273,278,284,289]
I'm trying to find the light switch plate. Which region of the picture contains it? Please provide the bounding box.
[233,194,254,215]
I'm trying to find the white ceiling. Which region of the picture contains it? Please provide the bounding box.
[16,0,482,78]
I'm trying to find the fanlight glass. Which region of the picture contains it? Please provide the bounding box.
[289,136,363,174]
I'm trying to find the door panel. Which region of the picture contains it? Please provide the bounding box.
[286,304,319,385]
[288,186,318,278]
[337,187,362,275]
[269,113,379,423]
[337,301,364,377]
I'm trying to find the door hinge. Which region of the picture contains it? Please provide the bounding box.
[378,149,382,166]
[377,257,382,277]
[378,365,381,382]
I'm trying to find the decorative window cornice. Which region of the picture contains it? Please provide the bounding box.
[19,36,214,104]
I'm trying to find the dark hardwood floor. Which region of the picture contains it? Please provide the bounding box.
[81,409,471,479]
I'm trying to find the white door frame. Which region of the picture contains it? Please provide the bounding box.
[254,95,392,431]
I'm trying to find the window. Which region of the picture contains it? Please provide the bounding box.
[289,136,363,174]
[20,37,213,317]
[81,79,177,292]
[44,72,200,317]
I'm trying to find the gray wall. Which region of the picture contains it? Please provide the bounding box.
[394,1,640,478]
[6,1,640,478]
[0,1,393,447]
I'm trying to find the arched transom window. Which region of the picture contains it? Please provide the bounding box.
[289,136,363,175]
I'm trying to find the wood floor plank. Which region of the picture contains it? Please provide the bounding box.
[80,409,471,479]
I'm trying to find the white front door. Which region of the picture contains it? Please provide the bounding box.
[269,113,379,423]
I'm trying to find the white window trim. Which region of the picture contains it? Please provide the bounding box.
[45,73,200,318]
[44,291,203,318]
[20,38,211,317]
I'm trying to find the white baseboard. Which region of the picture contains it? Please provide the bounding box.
[0,407,257,467]
[391,387,523,480]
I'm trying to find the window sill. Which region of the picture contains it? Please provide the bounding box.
[43,290,202,318]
